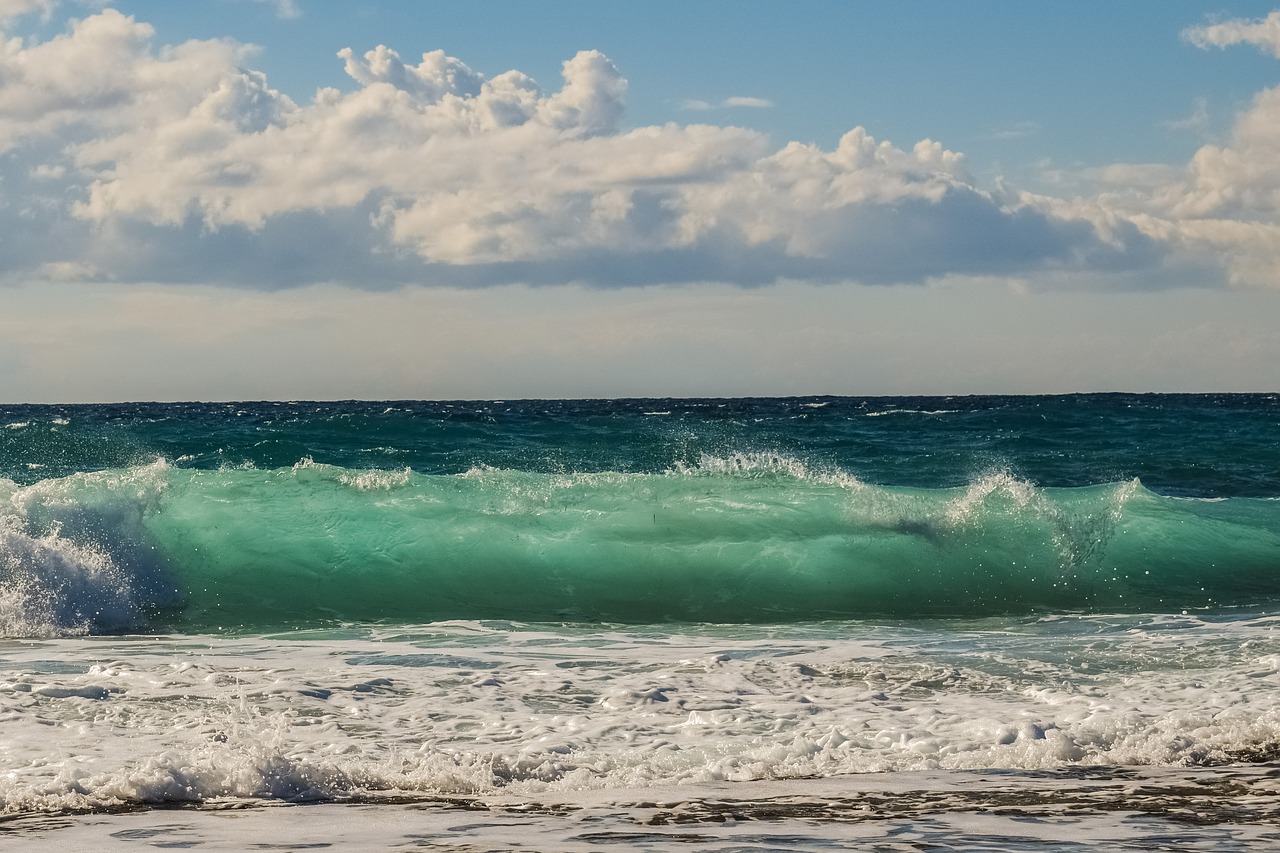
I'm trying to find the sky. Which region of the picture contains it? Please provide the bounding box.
[1,0,1278,402]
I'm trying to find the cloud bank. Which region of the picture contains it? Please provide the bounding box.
[0,8,1276,290]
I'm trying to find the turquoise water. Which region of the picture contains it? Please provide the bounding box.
[1,395,1277,633]
[4,460,1279,633]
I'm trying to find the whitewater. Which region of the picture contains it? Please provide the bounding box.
[0,395,1277,850]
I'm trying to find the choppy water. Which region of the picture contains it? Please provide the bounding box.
[0,395,1277,849]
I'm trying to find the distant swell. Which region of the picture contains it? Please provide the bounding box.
[2,457,1279,635]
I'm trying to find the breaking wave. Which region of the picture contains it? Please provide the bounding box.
[1,455,1277,635]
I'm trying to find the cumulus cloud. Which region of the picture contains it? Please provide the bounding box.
[1072,14,1280,288]
[1162,86,1280,220]
[1175,12,1280,229]
[0,7,1262,291]
[1184,11,1280,58]
[0,10,252,152]
[963,9,1280,291]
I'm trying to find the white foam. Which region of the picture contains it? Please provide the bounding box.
[0,462,181,637]
[338,467,412,491]
[668,452,863,490]
[0,616,1277,814]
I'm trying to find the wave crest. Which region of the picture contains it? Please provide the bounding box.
[0,461,181,637]
[668,452,863,490]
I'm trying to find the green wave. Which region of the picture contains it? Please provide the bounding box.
[2,457,1278,633]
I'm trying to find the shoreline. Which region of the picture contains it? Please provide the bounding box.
[4,767,1278,850]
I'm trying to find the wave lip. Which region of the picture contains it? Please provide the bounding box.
[0,462,182,636]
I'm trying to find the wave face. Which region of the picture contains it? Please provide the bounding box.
[2,395,1278,635]
[1,455,1277,634]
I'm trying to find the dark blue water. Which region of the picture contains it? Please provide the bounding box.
[3,394,1278,496]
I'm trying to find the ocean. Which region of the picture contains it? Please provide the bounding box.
[0,394,1277,850]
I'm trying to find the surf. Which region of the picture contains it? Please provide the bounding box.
[2,455,1278,635]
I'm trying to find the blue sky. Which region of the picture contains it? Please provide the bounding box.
[99,1,1280,175]
[1,1,1279,400]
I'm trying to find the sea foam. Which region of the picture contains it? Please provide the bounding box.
[0,619,1278,814]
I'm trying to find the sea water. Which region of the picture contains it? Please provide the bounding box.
[0,395,1277,850]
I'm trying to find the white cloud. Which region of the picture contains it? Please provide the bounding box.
[214,0,301,21]
[0,10,252,153]
[0,1,116,27]
[263,0,301,20]
[676,130,969,256]
[723,96,773,109]
[680,96,774,111]
[36,259,99,280]
[1098,79,1280,287]
[1184,11,1280,58]
[985,121,1040,141]
[985,11,1280,291]
[1164,97,1210,134]
[66,37,656,265]
[338,44,486,102]
[0,7,1255,291]
[0,0,54,22]
[1161,85,1280,220]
